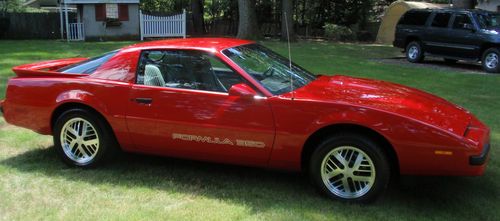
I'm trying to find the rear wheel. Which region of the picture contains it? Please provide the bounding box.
[309,133,390,203]
[53,108,117,168]
[482,48,500,73]
[406,41,424,63]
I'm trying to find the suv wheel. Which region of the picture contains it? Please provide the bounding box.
[53,108,118,168]
[309,133,390,203]
[482,48,500,73]
[406,41,424,63]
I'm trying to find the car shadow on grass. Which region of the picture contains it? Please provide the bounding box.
[1,146,498,220]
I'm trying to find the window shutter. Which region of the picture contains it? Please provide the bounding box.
[118,4,129,21]
[95,4,106,21]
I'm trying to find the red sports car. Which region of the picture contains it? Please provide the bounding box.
[0,38,490,202]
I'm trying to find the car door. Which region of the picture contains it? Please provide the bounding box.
[126,49,275,167]
[424,12,454,55]
[446,12,479,59]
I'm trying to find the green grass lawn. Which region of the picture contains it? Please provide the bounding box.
[0,40,499,221]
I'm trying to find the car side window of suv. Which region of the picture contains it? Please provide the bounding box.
[431,12,452,28]
[136,50,244,93]
[399,10,431,26]
[453,13,473,30]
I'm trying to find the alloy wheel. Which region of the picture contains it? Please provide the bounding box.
[60,117,100,164]
[485,52,498,69]
[320,146,376,199]
[408,46,419,60]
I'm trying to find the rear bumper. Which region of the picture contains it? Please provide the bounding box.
[470,143,490,166]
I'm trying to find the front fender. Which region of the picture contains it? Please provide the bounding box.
[267,98,474,174]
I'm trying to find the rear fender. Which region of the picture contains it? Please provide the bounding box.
[54,90,110,123]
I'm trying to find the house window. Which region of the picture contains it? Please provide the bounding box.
[106,4,119,19]
[95,4,129,21]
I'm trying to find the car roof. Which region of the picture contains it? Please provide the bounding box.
[125,38,254,52]
[409,8,495,14]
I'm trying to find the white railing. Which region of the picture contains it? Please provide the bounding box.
[140,9,186,40]
[68,23,84,41]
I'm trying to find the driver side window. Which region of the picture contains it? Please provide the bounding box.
[136,50,244,93]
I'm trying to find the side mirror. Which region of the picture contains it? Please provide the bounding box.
[228,83,258,98]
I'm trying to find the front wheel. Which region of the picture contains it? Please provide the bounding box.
[406,41,424,63]
[482,48,500,73]
[53,108,118,168]
[309,133,390,203]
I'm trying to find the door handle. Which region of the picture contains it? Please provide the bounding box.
[133,98,153,105]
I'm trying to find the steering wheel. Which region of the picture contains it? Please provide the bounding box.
[263,65,275,78]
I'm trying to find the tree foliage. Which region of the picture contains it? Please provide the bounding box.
[138,0,465,39]
[1,0,24,15]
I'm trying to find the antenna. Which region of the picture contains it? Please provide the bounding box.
[284,12,294,100]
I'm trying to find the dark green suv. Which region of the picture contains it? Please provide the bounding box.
[394,8,500,73]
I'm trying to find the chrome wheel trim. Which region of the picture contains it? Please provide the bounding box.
[408,45,419,60]
[320,146,376,199]
[485,52,498,69]
[60,117,99,164]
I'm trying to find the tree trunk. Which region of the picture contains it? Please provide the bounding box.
[281,0,296,42]
[191,0,205,36]
[237,0,261,40]
[453,0,475,9]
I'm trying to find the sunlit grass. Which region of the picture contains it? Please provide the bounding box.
[0,40,499,220]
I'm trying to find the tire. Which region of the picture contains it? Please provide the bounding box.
[309,133,390,203]
[482,48,500,73]
[406,41,424,63]
[444,58,458,64]
[53,108,118,168]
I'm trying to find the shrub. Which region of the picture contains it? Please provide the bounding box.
[323,23,355,41]
[356,31,374,42]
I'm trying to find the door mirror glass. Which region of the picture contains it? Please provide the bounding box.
[228,83,258,98]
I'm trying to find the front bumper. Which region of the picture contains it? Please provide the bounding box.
[470,143,490,166]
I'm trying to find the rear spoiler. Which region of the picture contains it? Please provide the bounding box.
[12,58,88,77]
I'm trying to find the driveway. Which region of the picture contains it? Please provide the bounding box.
[373,56,488,75]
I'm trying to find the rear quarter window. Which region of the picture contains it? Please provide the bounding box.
[59,50,118,74]
[399,10,431,26]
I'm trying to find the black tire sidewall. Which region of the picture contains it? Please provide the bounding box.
[482,48,500,73]
[53,108,114,168]
[309,133,390,203]
[406,41,424,63]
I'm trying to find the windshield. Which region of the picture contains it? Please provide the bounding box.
[477,13,500,29]
[59,50,119,74]
[223,44,316,95]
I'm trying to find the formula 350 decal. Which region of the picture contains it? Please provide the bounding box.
[172,133,266,148]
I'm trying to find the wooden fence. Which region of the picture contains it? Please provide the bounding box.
[0,12,73,39]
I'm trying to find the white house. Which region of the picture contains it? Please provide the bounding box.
[61,0,141,41]
[477,0,500,11]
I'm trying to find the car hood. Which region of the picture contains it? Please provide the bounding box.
[481,28,500,35]
[290,75,472,136]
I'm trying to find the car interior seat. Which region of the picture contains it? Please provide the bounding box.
[192,57,226,92]
[144,64,166,87]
